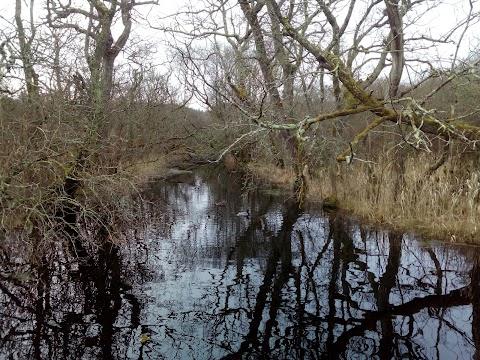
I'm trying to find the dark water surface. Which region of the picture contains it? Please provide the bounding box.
[1,169,480,359]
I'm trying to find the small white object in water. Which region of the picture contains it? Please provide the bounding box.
[236,210,249,217]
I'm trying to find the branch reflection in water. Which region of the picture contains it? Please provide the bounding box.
[0,168,478,359]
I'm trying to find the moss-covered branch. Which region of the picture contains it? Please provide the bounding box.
[336,114,397,161]
[269,2,480,160]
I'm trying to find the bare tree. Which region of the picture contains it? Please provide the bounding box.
[15,0,40,107]
[161,0,480,205]
[46,0,158,120]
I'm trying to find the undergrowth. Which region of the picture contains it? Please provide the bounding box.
[247,153,480,243]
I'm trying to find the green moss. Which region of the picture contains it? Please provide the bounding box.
[322,195,339,211]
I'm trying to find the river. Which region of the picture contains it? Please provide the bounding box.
[0,167,479,359]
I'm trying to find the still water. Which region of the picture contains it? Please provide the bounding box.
[1,168,479,359]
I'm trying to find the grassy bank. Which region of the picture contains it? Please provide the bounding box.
[246,155,480,243]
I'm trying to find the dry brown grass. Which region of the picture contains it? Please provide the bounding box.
[246,162,296,189]
[248,154,480,243]
[311,154,480,242]
[124,154,168,178]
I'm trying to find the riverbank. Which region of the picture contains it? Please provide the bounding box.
[246,158,480,244]
[124,150,479,244]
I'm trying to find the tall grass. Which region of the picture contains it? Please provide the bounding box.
[244,148,479,242]
[308,153,480,242]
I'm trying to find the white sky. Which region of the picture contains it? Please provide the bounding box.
[2,0,477,60]
[1,0,479,107]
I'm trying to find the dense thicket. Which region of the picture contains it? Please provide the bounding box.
[1,0,480,256]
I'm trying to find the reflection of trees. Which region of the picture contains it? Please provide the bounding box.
[2,172,480,359]
[131,173,479,359]
[209,211,478,359]
[472,256,480,360]
[0,242,140,359]
[223,201,300,359]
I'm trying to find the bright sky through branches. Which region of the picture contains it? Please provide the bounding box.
[0,0,479,108]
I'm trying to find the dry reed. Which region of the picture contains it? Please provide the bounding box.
[248,153,480,243]
[309,154,480,242]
